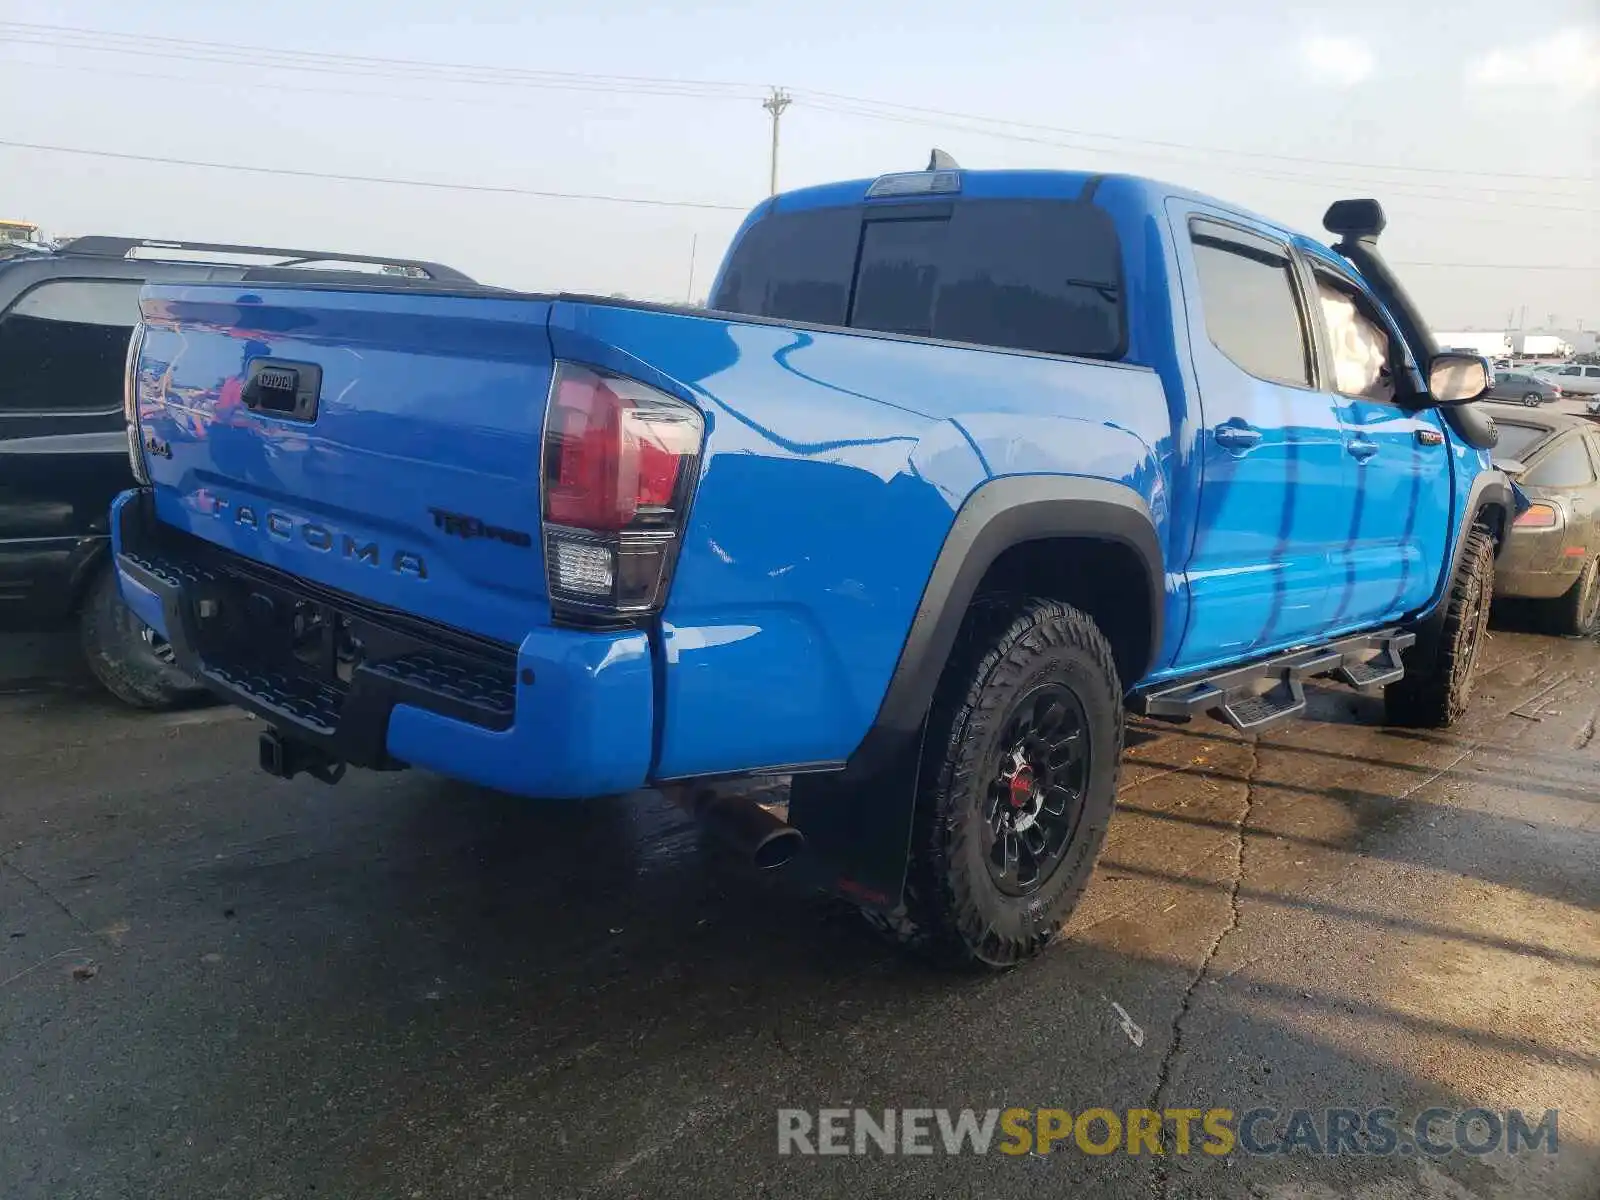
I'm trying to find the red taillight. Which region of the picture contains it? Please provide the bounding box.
[1514,503,1559,528]
[541,362,703,618]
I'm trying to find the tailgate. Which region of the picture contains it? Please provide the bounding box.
[136,284,554,644]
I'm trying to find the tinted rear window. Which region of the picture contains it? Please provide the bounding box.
[711,206,860,327]
[1492,422,1552,463]
[712,198,1124,359]
[1525,436,1595,488]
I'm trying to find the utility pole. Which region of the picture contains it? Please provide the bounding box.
[686,233,698,304]
[763,87,792,196]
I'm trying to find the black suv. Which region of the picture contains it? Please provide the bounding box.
[0,236,473,707]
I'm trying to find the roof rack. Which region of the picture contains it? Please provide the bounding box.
[57,236,474,284]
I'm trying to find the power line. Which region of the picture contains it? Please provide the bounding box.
[0,139,751,211]
[0,20,760,98]
[0,56,749,119]
[798,97,1598,212]
[1392,262,1596,271]
[797,87,1598,186]
[7,141,1588,284]
[0,31,760,103]
[12,44,1581,212]
[1,58,1555,234]
[7,139,1590,277]
[5,19,1595,189]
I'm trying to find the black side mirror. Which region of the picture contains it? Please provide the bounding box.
[1428,352,1491,406]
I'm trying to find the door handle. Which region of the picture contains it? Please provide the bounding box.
[1214,421,1263,453]
[1347,437,1379,463]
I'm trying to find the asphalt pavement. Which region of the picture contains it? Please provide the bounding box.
[2,618,1597,1199]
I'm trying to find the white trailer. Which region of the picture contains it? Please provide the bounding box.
[1434,330,1512,358]
[1512,333,1572,358]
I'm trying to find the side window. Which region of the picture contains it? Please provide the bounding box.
[1524,437,1596,488]
[1189,229,1312,387]
[0,279,145,414]
[1313,275,1396,401]
[1585,367,1600,379]
[1559,366,1581,377]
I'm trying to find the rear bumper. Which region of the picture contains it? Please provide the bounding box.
[1495,519,1588,601]
[112,489,654,798]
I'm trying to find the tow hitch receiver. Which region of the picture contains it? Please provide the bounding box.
[258,730,347,785]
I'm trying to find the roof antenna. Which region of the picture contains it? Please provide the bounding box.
[926,148,960,171]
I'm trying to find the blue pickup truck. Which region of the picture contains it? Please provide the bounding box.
[113,164,1509,968]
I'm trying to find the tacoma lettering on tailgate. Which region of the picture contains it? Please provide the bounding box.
[206,495,428,578]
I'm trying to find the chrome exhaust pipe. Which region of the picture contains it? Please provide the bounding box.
[672,786,805,870]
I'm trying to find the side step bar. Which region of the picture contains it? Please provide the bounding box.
[1133,629,1415,733]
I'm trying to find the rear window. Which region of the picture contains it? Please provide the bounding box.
[0,278,144,414]
[712,198,1124,359]
[1492,422,1551,463]
[711,206,859,327]
[1524,436,1595,488]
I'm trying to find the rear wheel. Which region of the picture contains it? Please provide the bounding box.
[1544,556,1600,637]
[1523,392,1543,407]
[871,597,1123,969]
[1384,527,1495,728]
[79,566,208,710]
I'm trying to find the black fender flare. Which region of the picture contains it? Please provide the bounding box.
[1404,468,1512,674]
[788,475,1164,909]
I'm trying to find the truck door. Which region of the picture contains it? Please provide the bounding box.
[0,275,145,628]
[1300,258,1453,626]
[1170,205,1351,664]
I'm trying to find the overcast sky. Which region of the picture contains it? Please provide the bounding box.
[2,1,1594,330]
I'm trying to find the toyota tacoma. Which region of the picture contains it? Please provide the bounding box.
[112,162,1510,968]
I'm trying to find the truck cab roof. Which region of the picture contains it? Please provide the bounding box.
[767,167,1306,247]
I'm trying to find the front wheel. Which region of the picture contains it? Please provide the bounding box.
[79,566,209,710]
[1384,527,1495,728]
[873,597,1123,969]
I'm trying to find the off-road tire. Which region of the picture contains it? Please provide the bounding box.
[1543,555,1600,637]
[79,566,207,710]
[869,597,1123,970]
[1384,527,1495,728]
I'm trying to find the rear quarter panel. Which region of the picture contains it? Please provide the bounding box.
[550,301,1174,779]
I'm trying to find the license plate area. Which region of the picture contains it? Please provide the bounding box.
[179,546,517,731]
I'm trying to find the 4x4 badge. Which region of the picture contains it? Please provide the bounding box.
[1416,429,1444,446]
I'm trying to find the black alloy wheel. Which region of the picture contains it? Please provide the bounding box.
[983,684,1091,896]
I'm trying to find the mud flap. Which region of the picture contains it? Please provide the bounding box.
[786,730,924,912]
